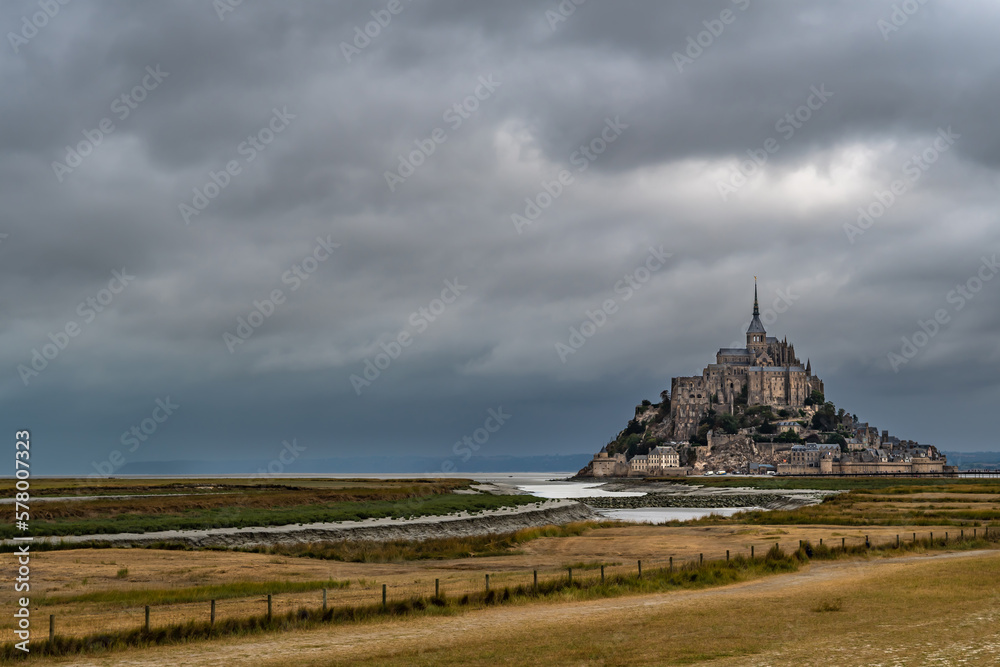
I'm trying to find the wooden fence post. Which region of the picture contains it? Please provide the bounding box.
[485,574,490,591]
[726,550,729,562]
[435,579,439,598]
[567,568,572,585]
[751,545,755,559]
[49,614,54,642]
[267,594,272,620]
[533,570,538,589]
[382,584,387,608]
[600,565,605,583]
[699,553,703,565]
[211,599,216,626]
[637,560,642,578]
[322,589,327,611]
[145,606,150,632]
[669,556,673,572]
[842,537,845,550]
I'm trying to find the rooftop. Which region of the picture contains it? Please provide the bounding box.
[745,365,806,372]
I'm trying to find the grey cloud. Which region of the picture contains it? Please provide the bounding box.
[1,1,998,474]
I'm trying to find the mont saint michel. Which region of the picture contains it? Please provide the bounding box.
[585,284,949,477]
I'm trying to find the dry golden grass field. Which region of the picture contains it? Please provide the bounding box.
[34,549,1000,667]
[1,523,975,640]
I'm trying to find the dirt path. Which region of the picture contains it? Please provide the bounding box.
[63,549,999,667]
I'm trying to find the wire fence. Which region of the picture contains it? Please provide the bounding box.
[25,526,996,642]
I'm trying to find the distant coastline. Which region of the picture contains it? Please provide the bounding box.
[39,454,594,477]
[942,451,1000,469]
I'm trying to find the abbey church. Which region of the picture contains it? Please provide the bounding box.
[670,283,824,439]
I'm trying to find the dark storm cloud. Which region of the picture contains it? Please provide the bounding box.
[1,0,998,474]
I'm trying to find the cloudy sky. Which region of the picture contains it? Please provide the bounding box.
[2,0,999,475]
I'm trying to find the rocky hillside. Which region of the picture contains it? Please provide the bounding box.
[578,387,877,476]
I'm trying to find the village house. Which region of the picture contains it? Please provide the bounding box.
[628,454,649,475]
[648,445,680,470]
[775,420,803,435]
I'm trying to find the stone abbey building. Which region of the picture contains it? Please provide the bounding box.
[670,283,825,439]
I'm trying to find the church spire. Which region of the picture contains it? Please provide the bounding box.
[746,277,767,342]
[753,277,759,317]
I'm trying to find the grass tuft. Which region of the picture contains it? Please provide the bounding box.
[812,598,843,612]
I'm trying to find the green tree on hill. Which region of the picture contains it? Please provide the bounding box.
[623,433,642,458]
[804,389,825,406]
[717,413,739,434]
[776,429,803,444]
[825,433,847,450]
[811,402,838,431]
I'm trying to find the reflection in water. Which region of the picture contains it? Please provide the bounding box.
[594,507,758,524]
[514,482,645,499]
[512,481,762,524]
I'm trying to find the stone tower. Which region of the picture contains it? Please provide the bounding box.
[746,279,767,356]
